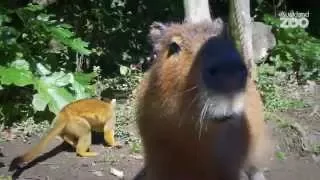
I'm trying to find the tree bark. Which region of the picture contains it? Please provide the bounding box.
[183,0,212,23]
[229,0,256,80]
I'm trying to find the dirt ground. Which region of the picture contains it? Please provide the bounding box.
[0,102,319,179]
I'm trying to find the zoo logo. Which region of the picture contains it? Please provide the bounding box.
[278,11,310,29]
[280,17,309,29]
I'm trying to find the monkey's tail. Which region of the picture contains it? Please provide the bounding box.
[9,116,67,171]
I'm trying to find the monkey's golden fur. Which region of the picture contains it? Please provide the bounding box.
[9,98,118,170]
[134,19,273,180]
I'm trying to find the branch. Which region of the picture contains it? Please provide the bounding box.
[229,0,256,80]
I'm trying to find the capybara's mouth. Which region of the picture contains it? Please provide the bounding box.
[196,86,245,122]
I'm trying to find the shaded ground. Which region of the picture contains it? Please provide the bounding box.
[0,136,143,180]
[264,108,320,180]
[0,102,320,179]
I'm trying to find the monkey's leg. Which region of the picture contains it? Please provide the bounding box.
[69,118,98,157]
[62,134,76,147]
[76,132,98,157]
[104,129,116,146]
[103,119,119,147]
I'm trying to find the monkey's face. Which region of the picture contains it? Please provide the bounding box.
[148,19,248,122]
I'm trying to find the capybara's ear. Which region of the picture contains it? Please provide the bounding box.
[149,22,167,42]
[148,22,168,58]
[148,22,168,51]
[211,17,228,39]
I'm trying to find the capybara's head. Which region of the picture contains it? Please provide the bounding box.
[146,18,248,122]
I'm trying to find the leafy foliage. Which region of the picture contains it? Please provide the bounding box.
[48,0,184,75]
[255,13,320,112]
[257,63,305,112]
[0,4,96,125]
[262,14,320,82]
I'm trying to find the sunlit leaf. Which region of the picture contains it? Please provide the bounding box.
[36,63,52,76]
[0,66,34,86]
[50,27,91,55]
[10,59,30,70]
[120,65,130,76]
[54,73,73,87]
[71,80,91,99]
[24,4,44,12]
[34,77,75,114]
[50,26,74,38]
[32,93,49,111]
[46,87,75,114]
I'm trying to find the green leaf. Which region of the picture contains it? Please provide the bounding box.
[36,63,51,76]
[24,4,44,12]
[0,66,34,86]
[41,71,69,86]
[46,87,75,114]
[74,72,96,85]
[63,72,92,99]
[54,72,73,87]
[67,38,91,55]
[119,65,130,76]
[10,59,30,70]
[32,93,49,111]
[36,13,56,22]
[73,72,96,97]
[49,27,91,55]
[71,80,91,99]
[50,26,74,39]
[31,70,95,114]
[34,76,76,114]
[58,23,73,29]
[263,14,281,26]
[276,151,286,161]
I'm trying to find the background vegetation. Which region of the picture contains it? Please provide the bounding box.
[0,0,319,141]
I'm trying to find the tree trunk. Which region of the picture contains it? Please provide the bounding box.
[183,0,211,23]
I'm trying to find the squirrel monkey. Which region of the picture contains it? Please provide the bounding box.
[9,98,118,170]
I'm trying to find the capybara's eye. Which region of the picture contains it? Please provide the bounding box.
[167,42,181,57]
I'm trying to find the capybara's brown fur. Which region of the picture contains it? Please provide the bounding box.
[135,18,273,180]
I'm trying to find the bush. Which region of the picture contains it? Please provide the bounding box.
[0,4,96,125]
[256,13,319,112]
[263,14,320,82]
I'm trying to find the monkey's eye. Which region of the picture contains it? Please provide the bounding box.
[167,42,181,57]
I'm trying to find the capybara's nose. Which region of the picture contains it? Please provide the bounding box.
[200,37,248,94]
